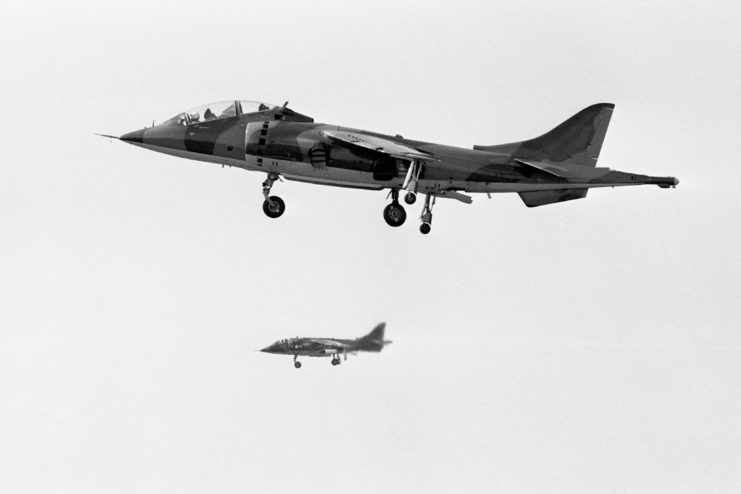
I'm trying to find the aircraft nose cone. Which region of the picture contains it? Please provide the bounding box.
[120,128,145,143]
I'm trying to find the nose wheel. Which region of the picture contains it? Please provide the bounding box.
[383,189,407,227]
[263,196,285,218]
[262,173,285,218]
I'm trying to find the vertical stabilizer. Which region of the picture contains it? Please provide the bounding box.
[355,323,388,352]
[474,103,614,167]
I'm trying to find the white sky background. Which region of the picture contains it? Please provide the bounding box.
[1,0,740,492]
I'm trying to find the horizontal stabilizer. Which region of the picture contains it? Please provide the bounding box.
[516,159,612,180]
[519,189,588,207]
[515,159,569,179]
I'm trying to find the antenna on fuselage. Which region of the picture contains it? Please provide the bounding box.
[282,101,289,109]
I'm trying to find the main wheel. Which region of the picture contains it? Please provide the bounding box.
[262,196,286,218]
[383,202,407,227]
[294,361,302,369]
[420,222,431,235]
[404,192,417,205]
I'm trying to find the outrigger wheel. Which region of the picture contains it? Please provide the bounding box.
[262,196,285,218]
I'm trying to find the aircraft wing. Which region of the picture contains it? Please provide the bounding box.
[321,130,438,161]
[307,338,352,349]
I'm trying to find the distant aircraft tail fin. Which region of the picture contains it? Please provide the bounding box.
[474,103,614,167]
[354,322,389,352]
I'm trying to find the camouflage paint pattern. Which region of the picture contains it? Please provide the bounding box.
[119,100,678,208]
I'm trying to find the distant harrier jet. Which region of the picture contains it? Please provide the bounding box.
[261,323,391,368]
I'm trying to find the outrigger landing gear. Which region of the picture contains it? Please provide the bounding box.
[419,193,436,235]
[293,355,302,369]
[383,189,407,227]
[262,173,285,218]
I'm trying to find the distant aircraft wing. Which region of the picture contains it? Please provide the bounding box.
[321,130,439,161]
[308,338,352,349]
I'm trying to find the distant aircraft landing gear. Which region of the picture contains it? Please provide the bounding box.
[262,173,285,218]
[383,189,407,227]
[293,355,302,369]
[419,193,436,234]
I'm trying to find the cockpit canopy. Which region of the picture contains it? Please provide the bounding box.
[159,100,279,127]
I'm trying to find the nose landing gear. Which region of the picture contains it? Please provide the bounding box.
[262,173,285,218]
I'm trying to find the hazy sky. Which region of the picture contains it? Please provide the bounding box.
[2,1,740,492]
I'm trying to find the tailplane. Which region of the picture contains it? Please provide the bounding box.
[474,103,614,167]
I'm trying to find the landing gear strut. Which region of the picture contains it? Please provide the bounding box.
[383,189,407,227]
[419,193,436,234]
[293,355,301,369]
[262,173,285,218]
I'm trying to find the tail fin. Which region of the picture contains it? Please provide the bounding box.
[474,103,614,167]
[355,322,389,352]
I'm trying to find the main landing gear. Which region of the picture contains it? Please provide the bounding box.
[331,357,341,366]
[293,355,302,369]
[419,193,436,235]
[383,189,407,227]
[262,173,285,218]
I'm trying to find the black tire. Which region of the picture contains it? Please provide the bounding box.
[383,202,407,227]
[404,192,417,205]
[420,222,431,234]
[294,361,302,369]
[262,196,285,218]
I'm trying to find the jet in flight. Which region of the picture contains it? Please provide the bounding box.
[260,322,391,368]
[105,100,678,233]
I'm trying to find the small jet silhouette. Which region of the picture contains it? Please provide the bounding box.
[260,323,391,368]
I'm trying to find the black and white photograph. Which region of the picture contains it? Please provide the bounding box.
[2,1,739,492]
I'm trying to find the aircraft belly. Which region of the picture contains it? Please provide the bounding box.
[245,155,391,190]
